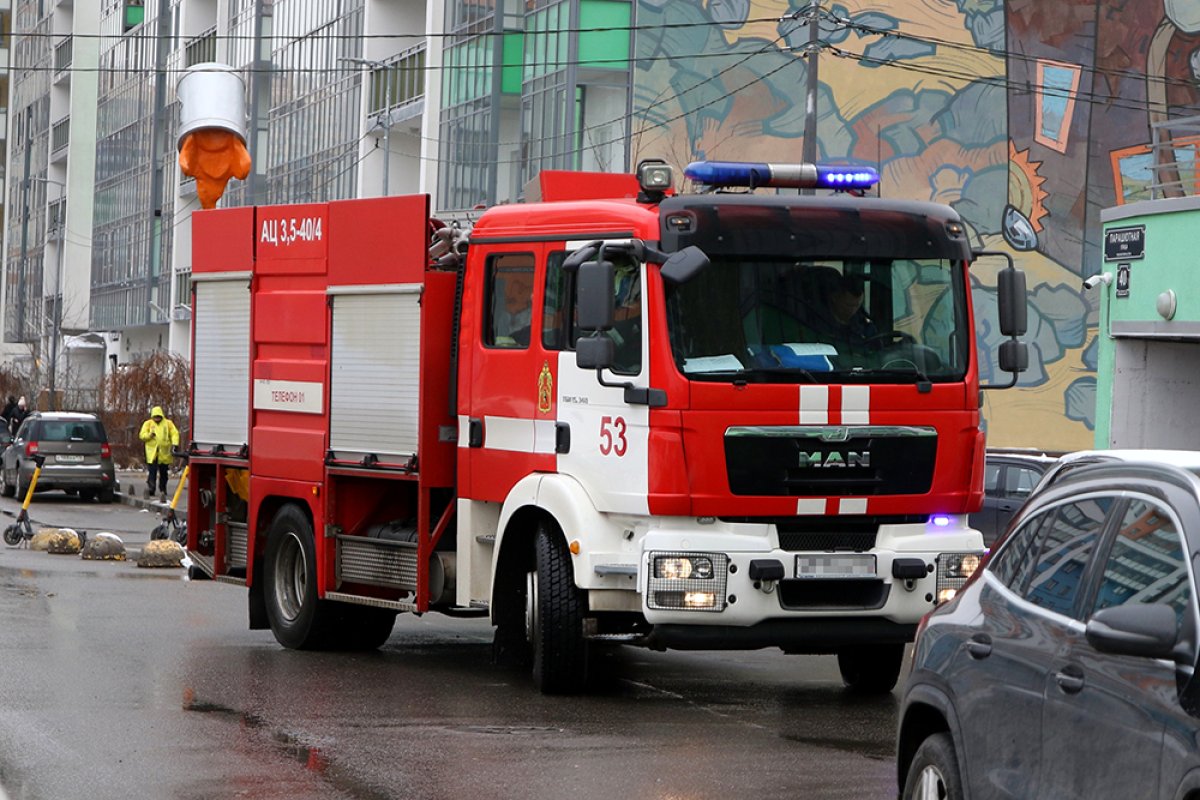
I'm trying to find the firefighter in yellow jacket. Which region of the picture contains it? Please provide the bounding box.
[139,406,180,502]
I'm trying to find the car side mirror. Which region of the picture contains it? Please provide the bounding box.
[1086,603,1178,660]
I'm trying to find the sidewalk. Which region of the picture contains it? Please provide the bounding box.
[115,469,188,520]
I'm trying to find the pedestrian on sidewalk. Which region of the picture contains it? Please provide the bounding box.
[139,406,179,502]
[0,396,16,437]
[8,396,29,437]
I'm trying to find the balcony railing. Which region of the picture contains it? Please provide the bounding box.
[185,27,217,67]
[369,44,427,119]
[54,37,72,73]
[51,117,70,153]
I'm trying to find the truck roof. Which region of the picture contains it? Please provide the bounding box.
[471,197,664,242]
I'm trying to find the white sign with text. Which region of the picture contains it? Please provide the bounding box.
[253,379,324,414]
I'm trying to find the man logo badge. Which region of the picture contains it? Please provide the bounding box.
[799,451,870,468]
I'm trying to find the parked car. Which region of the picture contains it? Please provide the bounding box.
[897,450,1200,799]
[0,412,116,502]
[973,451,1058,546]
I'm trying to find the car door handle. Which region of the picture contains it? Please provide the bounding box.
[965,635,992,659]
[1054,666,1085,694]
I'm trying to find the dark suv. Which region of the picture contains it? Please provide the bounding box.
[898,452,1200,799]
[972,451,1057,546]
[0,412,116,502]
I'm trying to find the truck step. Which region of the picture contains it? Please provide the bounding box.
[324,591,419,613]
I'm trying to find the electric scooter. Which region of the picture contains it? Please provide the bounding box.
[4,455,43,546]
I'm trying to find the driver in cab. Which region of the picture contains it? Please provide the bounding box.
[811,273,877,344]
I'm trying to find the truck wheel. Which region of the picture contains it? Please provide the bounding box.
[902,733,963,800]
[263,504,335,650]
[335,606,397,651]
[837,643,905,693]
[528,521,588,694]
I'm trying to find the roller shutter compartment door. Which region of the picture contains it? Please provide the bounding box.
[329,289,421,461]
[193,279,250,450]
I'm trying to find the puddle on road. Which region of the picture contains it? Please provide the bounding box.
[183,691,393,800]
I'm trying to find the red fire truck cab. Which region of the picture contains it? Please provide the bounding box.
[186,161,1027,694]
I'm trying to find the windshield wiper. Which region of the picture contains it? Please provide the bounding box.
[739,367,818,384]
[847,365,934,391]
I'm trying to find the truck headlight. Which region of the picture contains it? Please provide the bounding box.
[935,552,982,603]
[653,555,714,580]
[647,552,728,611]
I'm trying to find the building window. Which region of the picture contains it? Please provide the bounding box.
[1034,59,1081,154]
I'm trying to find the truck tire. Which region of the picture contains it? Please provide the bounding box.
[335,607,397,651]
[529,521,588,694]
[902,733,963,800]
[263,504,336,649]
[837,643,905,693]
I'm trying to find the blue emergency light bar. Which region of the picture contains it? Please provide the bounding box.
[684,161,880,191]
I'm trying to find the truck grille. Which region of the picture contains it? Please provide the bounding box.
[725,425,937,496]
[777,580,889,609]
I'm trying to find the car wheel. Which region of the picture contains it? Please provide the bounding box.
[837,643,905,693]
[902,732,964,800]
[263,504,337,649]
[528,520,588,694]
[98,487,115,504]
[0,469,13,498]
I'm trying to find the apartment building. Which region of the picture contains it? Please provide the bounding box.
[3,0,99,407]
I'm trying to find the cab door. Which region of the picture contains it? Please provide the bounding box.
[460,244,557,503]
[545,247,651,515]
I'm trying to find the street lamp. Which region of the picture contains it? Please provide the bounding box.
[27,176,66,411]
[340,56,393,196]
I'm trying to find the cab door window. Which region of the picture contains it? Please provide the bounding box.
[542,250,642,375]
[1091,497,1193,629]
[485,253,535,348]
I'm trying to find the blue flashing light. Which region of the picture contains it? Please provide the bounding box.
[685,160,880,191]
[815,165,880,190]
[931,515,951,527]
[684,161,772,188]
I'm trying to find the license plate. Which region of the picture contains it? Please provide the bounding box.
[795,554,876,579]
[56,455,84,463]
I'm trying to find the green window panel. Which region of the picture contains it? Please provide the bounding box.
[579,0,630,68]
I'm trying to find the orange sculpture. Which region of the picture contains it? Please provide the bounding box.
[178,128,252,210]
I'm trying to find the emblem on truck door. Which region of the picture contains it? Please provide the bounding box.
[538,361,554,414]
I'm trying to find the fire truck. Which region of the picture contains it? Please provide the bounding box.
[185,160,1028,694]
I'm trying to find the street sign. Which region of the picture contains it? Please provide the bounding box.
[1105,225,1145,261]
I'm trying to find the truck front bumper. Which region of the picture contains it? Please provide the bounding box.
[623,517,983,637]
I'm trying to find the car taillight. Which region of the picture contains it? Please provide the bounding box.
[25,441,38,457]
[101,442,111,458]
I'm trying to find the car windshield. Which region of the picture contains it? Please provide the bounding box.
[664,257,969,384]
[38,420,105,442]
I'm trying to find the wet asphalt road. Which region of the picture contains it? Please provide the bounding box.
[0,494,904,800]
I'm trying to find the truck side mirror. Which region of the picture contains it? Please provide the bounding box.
[975,250,1028,391]
[577,260,615,331]
[576,335,615,370]
[996,265,1028,337]
[998,339,1028,373]
[660,246,709,285]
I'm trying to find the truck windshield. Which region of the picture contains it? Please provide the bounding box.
[664,257,969,383]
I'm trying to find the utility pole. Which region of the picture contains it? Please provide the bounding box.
[801,2,821,194]
[29,176,66,411]
[340,57,393,196]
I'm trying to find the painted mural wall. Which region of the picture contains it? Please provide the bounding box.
[632,0,1200,451]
